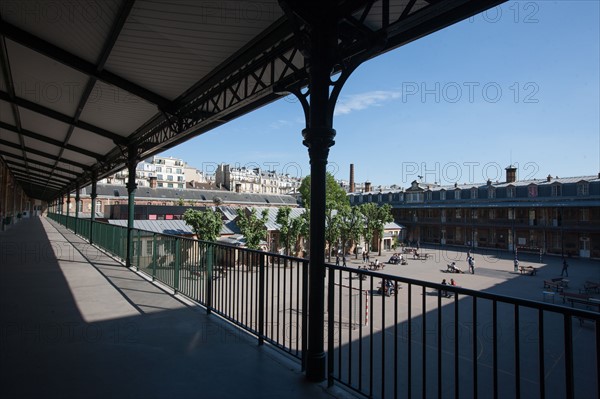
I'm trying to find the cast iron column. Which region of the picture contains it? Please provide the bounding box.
[126,146,138,268]
[90,177,97,244]
[66,192,71,220]
[302,15,338,383]
[74,185,80,234]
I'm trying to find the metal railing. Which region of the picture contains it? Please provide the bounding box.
[47,213,599,399]
[325,265,599,399]
[48,213,308,362]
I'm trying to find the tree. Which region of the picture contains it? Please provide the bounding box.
[324,203,342,261]
[289,209,309,257]
[298,173,348,209]
[183,208,223,242]
[359,203,393,256]
[276,206,293,256]
[338,204,363,258]
[236,208,269,250]
[178,197,185,206]
[183,208,223,271]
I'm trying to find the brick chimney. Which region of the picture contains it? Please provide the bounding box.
[364,181,371,192]
[349,164,355,193]
[505,165,517,183]
[149,176,157,188]
[547,174,552,182]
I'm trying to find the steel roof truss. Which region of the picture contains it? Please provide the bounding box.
[0,121,103,160]
[0,151,79,177]
[0,138,88,170]
[0,90,124,143]
[0,20,170,110]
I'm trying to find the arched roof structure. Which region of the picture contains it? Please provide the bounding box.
[0,0,504,201]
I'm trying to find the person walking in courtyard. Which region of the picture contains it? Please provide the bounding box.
[468,256,475,274]
[342,254,347,267]
[363,251,366,263]
[335,254,340,266]
[561,258,569,277]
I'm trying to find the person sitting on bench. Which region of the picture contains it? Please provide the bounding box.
[447,262,462,273]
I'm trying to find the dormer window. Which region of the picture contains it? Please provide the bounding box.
[577,182,589,196]
[528,185,538,198]
[551,184,562,197]
[471,188,478,199]
[507,186,515,198]
[454,189,461,200]
[440,190,446,200]
[488,187,496,199]
[426,191,432,201]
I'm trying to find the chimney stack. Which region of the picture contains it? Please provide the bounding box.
[349,164,355,193]
[505,165,517,183]
[364,181,371,192]
[547,174,552,182]
[149,176,157,188]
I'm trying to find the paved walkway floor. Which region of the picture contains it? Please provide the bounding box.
[0,217,342,399]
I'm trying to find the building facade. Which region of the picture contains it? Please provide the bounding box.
[215,164,302,194]
[349,167,600,259]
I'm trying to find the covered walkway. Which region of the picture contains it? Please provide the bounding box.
[0,216,338,398]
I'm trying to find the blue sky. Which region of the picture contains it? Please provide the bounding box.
[161,1,600,187]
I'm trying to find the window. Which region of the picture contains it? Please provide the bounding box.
[158,183,163,187]
[471,188,478,199]
[156,166,162,172]
[166,167,172,173]
[146,241,153,256]
[580,209,589,221]
[157,174,163,180]
[528,185,538,198]
[455,209,462,219]
[471,209,478,219]
[178,184,184,188]
[168,183,173,188]
[454,190,461,200]
[176,168,183,174]
[577,182,589,196]
[507,186,515,198]
[440,190,446,200]
[426,191,432,201]
[552,185,562,197]
[177,176,184,182]
[488,187,496,199]
[489,209,495,219]
[132,241,140,257]
[167,175,174,181]
[388,193,393,202]
[508,208,515,220]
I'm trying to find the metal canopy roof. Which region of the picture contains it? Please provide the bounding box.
[0,0,504,201]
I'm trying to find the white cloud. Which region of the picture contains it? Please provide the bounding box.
[269,119,292,129]
[334,90,401,116]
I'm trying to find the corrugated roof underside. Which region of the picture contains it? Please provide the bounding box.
[104,0,283,100]
[0,0,121,64]
[6,39,90,116]
[78,80,158,136]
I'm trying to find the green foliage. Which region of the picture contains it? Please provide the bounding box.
[299,173,349,209]
[338,204,363,258]
[183,208,223,242]
[177,197,185,206]
[290,210,309,256]
[276,206,293,256]
[359,203,393,254]
[236,208,269,250]
[325,207,342,261]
